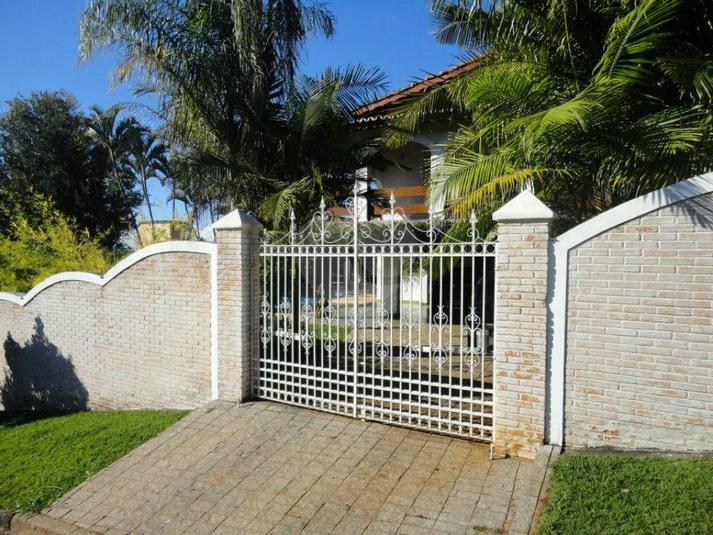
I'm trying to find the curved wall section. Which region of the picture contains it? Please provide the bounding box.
[0,242,216,411]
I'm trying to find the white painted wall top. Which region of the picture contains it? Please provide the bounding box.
[556,172,713,249]
[0,241,216,307]
[212,208,261,230]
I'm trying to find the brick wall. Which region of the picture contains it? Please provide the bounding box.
[494,221,551,459]
[565,192,713,450]
[0,250,213,411]
[215,224,261,402]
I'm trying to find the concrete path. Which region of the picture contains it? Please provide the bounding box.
[43,401,555,535]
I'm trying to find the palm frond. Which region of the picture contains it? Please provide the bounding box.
[594,0,685,85]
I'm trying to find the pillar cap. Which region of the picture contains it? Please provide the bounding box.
[212,208,262,230]
[492,190,555,222]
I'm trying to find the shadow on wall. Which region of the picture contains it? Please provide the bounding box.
[1,317,88,412]
[676,194,713,228]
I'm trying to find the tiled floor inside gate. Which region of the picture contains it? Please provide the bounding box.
[44,401,554,535]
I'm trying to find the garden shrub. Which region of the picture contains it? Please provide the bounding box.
[0,195,112,292]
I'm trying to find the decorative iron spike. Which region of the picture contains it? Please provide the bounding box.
[470,209,479,243]
[351,179,361,223]
[289,207,296,244]
[427,205,435,244]
[388,192,396,244]
[318,198,326,245]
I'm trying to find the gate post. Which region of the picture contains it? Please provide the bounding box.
[492,191,554,459]
[212,209,262,402]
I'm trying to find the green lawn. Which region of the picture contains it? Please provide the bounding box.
[537,453,713,535]
[0,410,186,512]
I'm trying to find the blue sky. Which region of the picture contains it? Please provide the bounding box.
[0,0,461,220]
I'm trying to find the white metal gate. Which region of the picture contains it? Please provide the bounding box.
[258,190,496,441]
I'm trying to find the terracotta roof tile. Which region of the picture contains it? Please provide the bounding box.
[354,57,483,118]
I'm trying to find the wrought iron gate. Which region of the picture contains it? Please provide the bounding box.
[258,191,496,441]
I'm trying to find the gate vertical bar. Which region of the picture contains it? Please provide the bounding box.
[352,181,360,418]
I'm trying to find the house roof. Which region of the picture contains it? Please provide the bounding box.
[353,57,482,123]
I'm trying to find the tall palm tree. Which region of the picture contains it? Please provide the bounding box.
[129,129,169,237]
[79,0,339,215]
[86,104,137,185]
[86,104,143,237]
[390,0,713,229]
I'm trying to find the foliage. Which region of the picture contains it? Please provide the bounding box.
[538,453,713,535]
[0,194,112,293]
[0,189,49,239]
[129,130,169,235]
[391,0,713,228]
[79,0,387,229]
[257,66,388,228]
[0,410,186,512]
[86,104,144,237]
[87,104,172,244]
[169,159,222,236]
[0,92,142,249]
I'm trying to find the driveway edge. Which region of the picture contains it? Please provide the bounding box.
[528,445,560,534]
[10,513,101,535]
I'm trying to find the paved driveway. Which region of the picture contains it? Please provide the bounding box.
[44,401,554,534]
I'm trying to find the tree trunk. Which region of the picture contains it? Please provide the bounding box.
[193,205,201,237]
[141,167,155,241]
[171,181,176,220]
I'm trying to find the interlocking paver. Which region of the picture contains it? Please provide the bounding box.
[43,401,551,534]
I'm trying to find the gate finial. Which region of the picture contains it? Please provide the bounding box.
[319,198,326,245]
[469,209,478,243]
[427,205,435,245]
[289,208,296,244]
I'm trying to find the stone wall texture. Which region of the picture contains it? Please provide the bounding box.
[494,221,551,460]
[0,251,212,411]
[565,192,713,450]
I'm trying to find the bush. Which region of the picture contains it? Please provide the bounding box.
[0,195,112,293]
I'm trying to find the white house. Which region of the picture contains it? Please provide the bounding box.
[342,58,479,221]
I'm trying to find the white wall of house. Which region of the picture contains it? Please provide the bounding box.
[368,131,450,221]
[371,142,427,189]
[415,132,449,214]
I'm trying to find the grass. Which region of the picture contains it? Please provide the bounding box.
[0,410,186,512]
[537,453,713,535]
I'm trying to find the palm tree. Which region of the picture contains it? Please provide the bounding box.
[79,0,339,216]
[169,161,220,237]
[86,104,143,237]
[390,0,713,229]
[87,105,137,184]
[129,129,169,237]
[256,65,388,227]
